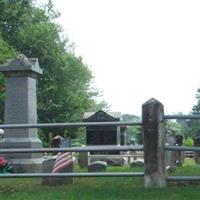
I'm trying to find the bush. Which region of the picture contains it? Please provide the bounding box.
[183,137,194,147]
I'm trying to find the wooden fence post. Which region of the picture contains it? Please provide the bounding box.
[142,98,166,188]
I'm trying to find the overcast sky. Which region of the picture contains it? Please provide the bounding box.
[50,0,200,116]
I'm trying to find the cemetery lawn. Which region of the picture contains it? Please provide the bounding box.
[1,159,200,200]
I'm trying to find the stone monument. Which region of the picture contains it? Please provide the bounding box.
[0,55,43,173]
[83,110,127,152]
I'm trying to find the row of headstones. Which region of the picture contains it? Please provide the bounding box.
[166,133,200,166]
[45,151,140,182]
[78,151,142,168]
[42,155,109,185]
[166,134,200,165]
[42,137,112,185]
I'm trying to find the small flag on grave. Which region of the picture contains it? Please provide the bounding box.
[52,152,73,173]
[52,138,73,173]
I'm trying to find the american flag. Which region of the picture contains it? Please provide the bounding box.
[52,152,73,173]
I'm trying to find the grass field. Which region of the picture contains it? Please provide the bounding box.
[1,159,200,200]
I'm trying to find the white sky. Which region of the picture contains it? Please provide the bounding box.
[51,0,200,116]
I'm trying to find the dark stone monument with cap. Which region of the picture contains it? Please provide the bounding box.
[82,110,127,166]
[0,55,43,173]
[83,110,127,155]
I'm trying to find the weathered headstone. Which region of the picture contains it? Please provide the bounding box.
[42,156,74,185]
[88,161,107,172]
[42,157,56,185]
[175,135,184,166]
[78,150,88,168]
[0,55,43,173]
[165,133,176,171]
[176,135,183,146]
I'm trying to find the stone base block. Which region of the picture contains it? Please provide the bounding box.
[0,137,43,159]
[11,158,43,173]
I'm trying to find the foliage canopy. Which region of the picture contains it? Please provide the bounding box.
[0,0,106,144]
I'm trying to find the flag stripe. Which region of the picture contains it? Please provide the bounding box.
[53,156,72,169]
[54,152,71,163]
[55,152,71,163]
[52,159,73,173]
[52,151,73,173]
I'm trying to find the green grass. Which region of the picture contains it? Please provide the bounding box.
[1,160,200,200]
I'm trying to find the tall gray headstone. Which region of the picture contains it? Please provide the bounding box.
[0,55,43,173]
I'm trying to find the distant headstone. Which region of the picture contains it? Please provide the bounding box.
[175,135,184,166]
[194,136,200,164]
[130,160,144,167]
[78,150,88,168]
[104,158,124,166]
[130,138,136,145]
[89,155,125,166]
[165,134,176,170]
[176,135,183,146]
[42,157,56,185]
[88,161,107,172]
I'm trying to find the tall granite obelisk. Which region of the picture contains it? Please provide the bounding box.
[0,55,43,173]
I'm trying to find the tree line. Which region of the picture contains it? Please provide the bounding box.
[1,0,200,146]
[0,0,107,145]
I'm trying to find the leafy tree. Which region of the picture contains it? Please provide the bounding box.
[192,89,200,114]
[186,89,200,138]
[183,137,193,147]
[166,120,183,135]
[0,0,32,44]
[166,88,200,141]
[122,114,142,144]
[165,112,194,146]
[0,0,107,145]
[0,35,16,122]
[0,35,16,64]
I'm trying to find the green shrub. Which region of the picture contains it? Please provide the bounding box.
[183,137,194,147]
